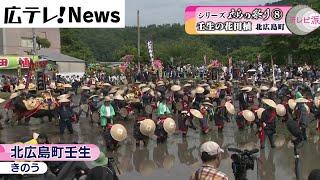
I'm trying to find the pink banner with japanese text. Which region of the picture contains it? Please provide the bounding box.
[185,6,292,35]
[0,144,100,161]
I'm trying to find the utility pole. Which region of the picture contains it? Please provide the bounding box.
[32,28,37,55]
[137,10,141,72]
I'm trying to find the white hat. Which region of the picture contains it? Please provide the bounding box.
[295,98,309,103]
[110,124,127,142]
[58,98,70,103]
[142,87,151,93]
[241,86,252,92]
[269,87,278,92]
[200,141,224,156]
[57,94,70,100]
[256,108,265,119]
[262,99,277,108]
[171,85,181,92]
[195,86,205,94]
[276,104,286,117]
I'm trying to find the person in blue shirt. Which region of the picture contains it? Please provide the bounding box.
[57,98,76,134]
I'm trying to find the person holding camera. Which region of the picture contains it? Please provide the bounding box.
[86,151,119,180]
[190,141,228,180]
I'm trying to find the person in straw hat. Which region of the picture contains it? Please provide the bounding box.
[237,87,251,111]
[178,102,197,138]
[193,86,205,109]
[156,97,171,118]
[294,96,310,141]
[78,86,91,118]
[141,87,153,113]
[103,123,127,151]
[235,110,248,131]
[213,101,229,133]
[199,104,210,134]
[155,96,172,141]
[154,117,168,143]
[133,116,151,146]
[100,96,115,131]
[259,99,277,149]
[57,98,74,134]
[217,84,228,105]
[178,110,196,138]
[257,86,269,106]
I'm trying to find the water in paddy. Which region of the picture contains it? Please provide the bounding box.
[0,101,319,180]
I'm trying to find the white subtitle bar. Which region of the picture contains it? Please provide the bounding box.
[0,162,47,174]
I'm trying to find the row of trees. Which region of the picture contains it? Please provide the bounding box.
[60,0,320,66]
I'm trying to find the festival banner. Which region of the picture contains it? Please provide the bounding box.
[0,56,39,69]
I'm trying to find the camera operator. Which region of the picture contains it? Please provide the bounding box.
[86,151,118,180]
[190,141,228,180]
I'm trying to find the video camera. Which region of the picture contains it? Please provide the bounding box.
[228,147,259,180]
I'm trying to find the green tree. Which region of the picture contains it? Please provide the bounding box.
[36,36,51,49]
[60,29,95,62]
[229,46,261,63]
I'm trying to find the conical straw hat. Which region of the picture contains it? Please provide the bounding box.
[276,104,286,117]
[57,94,70,100]
[242,110,255,122]
[190,109,203,119]
[256,108,265,119]
[262,99,277,108]
[295,98,309,103]
[139,119,156,136]
[110,124,127,142]
[163,117,176,134]
[195,86,204,94]
[142,87,151,93]
[288,99,296,110]
[58,98,70,103]
[225,101,235,115]
[171,85,181,92]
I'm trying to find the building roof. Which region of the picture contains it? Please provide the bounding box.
[38,49,85,63]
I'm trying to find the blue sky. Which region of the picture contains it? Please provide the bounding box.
[125,0,280,26]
